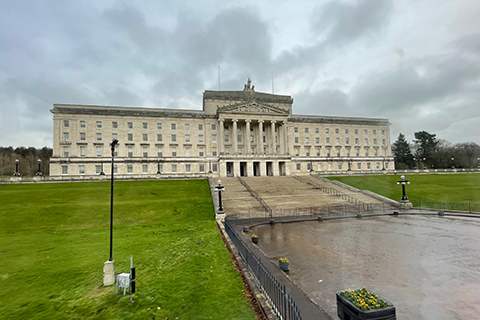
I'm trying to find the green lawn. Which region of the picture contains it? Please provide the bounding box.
[328,173,480,206]
[0,180,256,320]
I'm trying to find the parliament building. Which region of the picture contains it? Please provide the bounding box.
[49,80,393,179]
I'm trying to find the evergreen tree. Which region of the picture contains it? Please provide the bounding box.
[392,133,414,169]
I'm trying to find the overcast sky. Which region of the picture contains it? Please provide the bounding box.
[1,0,480,148]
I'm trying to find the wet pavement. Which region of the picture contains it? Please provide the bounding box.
[252,214,480,319]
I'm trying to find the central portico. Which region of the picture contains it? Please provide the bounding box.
[205,79,293,177]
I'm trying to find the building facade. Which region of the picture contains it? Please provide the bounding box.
[50,80,393,179]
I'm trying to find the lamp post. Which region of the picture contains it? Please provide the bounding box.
[36,159,42,176]
[382,157,386,171]
[477,158,480,169]
[215,179,225,214]
[100,161,105,175]
[451,157,455,169]
[13,159,20,177]
[397,175,410,201]
[109,139,118,261]
[422,157,426,170]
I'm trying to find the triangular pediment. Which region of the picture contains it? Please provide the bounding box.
[218,101,288,116]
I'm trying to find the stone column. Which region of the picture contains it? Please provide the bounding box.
[245,120,251,154]
[279,122,285,155]
[270,121,276,155]
[219,119,224,154]
[258,120,264,155]
[232,119,238,154]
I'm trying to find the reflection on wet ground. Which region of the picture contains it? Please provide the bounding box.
[253,215,480,320]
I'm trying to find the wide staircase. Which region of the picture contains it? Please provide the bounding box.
[221,176,397,219]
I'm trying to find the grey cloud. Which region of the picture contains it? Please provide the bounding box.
[311,0,392,45]
[294,88,351,116]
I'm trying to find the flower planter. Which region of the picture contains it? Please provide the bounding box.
[336,291,396,320]
[243,226,249,232]
[279,261,290,272]
[252,237,258,244]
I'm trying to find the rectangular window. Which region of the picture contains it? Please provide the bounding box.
[237,135,242,143]
[171,147,177,157]
[127,165,133,173]
[185,146,191,157]
[316,147,321,156]
[171,134,176,142]
[294,137,299,144]
[142,164,148,173]
[346,138,350,145]
[367,163,371,169]
[96,133,102,141]
[198,124,203,130]
[112,133,118,141]
[306,148,310,156]
[294,127,298,133]
[157,148,163,157]
[376,163,380,169]
[296,163,301,171]
[326,137,330,144]
[212,163,218,172]
[355,129,358,134]
[79,165,85,175]
[365,150,369,156]
[128,146,133,158]
[225,135,229,143]
[337,150,341,157]
[295,147,300,156]
[96,146,102,157]
[63,146,69,157]
[382,139,386,145]
[357,163,362,170]
[212,124,216,130]
[80,132,86,141]
[185,164,191,173]
[199,146,204,157]
[307,162,312,171]
[250,135,254,143]
[185,124,190,130]
[373,130,377,135]
[325,128,329,134]
[374,139,377,145]
[338,163,342,170]
[143,134,148,142]
[172,164,177,173]
[336,138,340,145]
[199,164,205,172]
[212,147,217,156]
[112,121,118,129]
[199,135,204,143]
[128,133,133,141]
[96,121,102,129]
[364,138,369,145]
[80,121,86,128]
[62,165,68,175]
[335,128,339,134]
[143,122,148,129]
[143,147,148,157]
[157,123,162,130]
[355,138,359,145]
[315,137,320,144]
[63,132,69,141]
[185,135,190,143]
[95,165,101,174]
[382,130,385,135]
[157,134,162,142]
[80,146,86,157]
[317,163,322,171]
[63,120,69,127]
[113,165,117,174]
[212,134,217,142]
[315,128,319,134]
[171,123,176,130]
[328,163,332,171]
[364,129,368,135]
[128,122,133,129]
[305,128,309,133]
[345,129,349,134]
[305,137,309,144]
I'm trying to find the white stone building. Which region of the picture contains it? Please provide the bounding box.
[50,80,393,179]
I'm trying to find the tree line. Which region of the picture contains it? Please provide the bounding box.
[392,131,480,170]
[0,146,53,177]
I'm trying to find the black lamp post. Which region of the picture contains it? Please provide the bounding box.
[13,159,20,177]
[382,157,386,171]
[109,139,119,262]
[157,160,161,174]
[477,158,480,169]
[215,179,225,214]
[397,175,410,201]
[347,159,352,171]
[100,161,105,175]
[36,159,42,176]
[451,157,455,169]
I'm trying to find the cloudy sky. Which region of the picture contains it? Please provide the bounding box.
[1,0,480,148]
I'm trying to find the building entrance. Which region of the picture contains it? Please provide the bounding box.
[240,162,247,177]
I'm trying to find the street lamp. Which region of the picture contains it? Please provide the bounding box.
[13,159,20,177]
[422,158,426,169]
[215,179,225,214]
[100,161,105,175]
[36,159,43,176]
[109,139,119,262]
[477,158,480,168]
[382,157,386,171]
[157,160,161,174]
[451,157,455,169]
[397,175,410,201]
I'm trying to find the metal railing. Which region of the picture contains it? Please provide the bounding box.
[413,201,480,213]
[293,176,368,208]
[237,177,273,216]
[225,219,302,320]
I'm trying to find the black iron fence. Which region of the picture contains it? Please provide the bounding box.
[225,219,302,320]
[413,201,480,213]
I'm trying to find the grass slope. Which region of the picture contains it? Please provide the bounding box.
[328,173,480,204]
[0,180,256,320]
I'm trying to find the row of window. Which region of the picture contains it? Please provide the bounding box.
[297,162,389,171]
[61,163,218,175]
[62,145,212,158]
[294,127,386,135]
[294,137,387,146]
[63,120,215,131]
